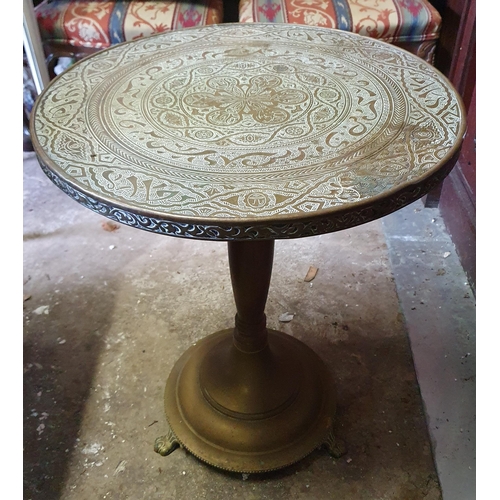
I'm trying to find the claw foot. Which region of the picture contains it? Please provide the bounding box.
[323,430,347,459]
[154,427,180,457]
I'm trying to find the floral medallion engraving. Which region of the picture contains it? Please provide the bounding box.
[182,74,308,127]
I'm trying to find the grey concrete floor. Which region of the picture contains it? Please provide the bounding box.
[382,203,476,499]
[23,151,475,499]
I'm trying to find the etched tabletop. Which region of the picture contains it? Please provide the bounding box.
[31,23,466,241]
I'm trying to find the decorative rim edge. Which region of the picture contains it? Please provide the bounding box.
[37,150,459,241]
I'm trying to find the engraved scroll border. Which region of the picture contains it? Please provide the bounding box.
[38,151,458,242]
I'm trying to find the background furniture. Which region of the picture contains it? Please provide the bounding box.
[23,0,50,151]
[239,0,442,63]
[23,0,50,94]
[34,0,225,76]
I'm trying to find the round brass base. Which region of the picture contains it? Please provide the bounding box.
[163,329,336,473]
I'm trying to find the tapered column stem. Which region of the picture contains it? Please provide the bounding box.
[228,240,275,353]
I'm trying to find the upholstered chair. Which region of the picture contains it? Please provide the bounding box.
[34,0,225,75]
[238,0,441,64]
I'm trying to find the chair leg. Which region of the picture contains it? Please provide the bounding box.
[24,109,34,152]
[23,50,37,152]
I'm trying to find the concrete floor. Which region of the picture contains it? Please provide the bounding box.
[23,151,475,499]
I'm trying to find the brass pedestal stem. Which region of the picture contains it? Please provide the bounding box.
[229,240,274,354]
[157,240,340,473]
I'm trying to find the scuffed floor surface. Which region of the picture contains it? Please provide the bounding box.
[24,151,443,499]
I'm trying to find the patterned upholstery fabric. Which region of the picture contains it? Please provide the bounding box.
[239,0,441,61]
[35,0,224,51]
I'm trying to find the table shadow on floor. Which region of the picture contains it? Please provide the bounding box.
[23,281,116,500]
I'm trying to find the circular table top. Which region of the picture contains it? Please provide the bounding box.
[31,23,466,241]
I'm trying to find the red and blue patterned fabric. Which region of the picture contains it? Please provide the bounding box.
[35,0,224,50]
[239,0,441,60]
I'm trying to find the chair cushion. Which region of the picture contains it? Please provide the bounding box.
[239,0,441,45]
[35,0,224,50]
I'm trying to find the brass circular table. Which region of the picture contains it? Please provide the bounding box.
[30,23,466,474]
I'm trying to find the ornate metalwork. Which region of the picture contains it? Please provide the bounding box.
[31,24,465,241]
[154,425,180,457]
[37,150,457,241]
[323,430,347,459]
